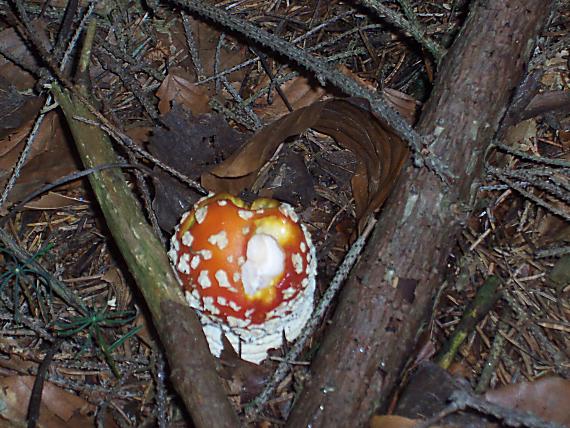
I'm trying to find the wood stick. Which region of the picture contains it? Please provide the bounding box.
[286,0,554,426]
[52,82,240,428]
[50,19,239,426]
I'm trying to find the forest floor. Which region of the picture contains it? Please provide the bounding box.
[0,0,568,427]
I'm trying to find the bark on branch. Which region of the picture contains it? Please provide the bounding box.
[286,1,554,426]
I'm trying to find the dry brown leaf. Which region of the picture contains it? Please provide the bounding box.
[189,18,248,80]
[151,17,247,84]
[253,74,328,119]
[0,349,37,374]
[484,377,570,427]
[156,69,211,115]
[102,267,131,310]
[0,27,41,90]
[134,312,155,348]
[503,118,538,148]
[0,376,107,428]
[0,118,37,159]
[560,129,570,146]
[382,87,419,125]
[124,125,153,144]
[369,415,420,428]
[252,64,418,123]
[202,98,409,230]
[339,65,418,123]
[149,107,246,231]
[0,111,80,209]
[23,192,86,210]
[0,78,44,140]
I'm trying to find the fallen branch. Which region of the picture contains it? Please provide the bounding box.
[357,0,445,62]
[285,0,554,426]
[245,219,377,420]
[169,0,451,177]
[49,19,239,428]
[417,389,565,428]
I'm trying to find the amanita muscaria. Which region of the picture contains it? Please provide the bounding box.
[168,193,316,364]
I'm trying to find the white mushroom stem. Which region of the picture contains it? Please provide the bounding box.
[241,233,285,296]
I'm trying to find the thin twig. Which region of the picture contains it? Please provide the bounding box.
[11,1,206,196]
[60,1,97,70]
[196,11,354,85]
[494,143,570,168]
[128,152,166,245]
[488,166,570,222]
[252,47,294,112]
[0,228,88,315]
[170,0,452,179]
[71,116,207,194]
[502,290,569,377]
[414,388,565,428]
[98,36,165,82]
[0,310,54,341]
[475,320,507,393]
[2,163,148,223]
[0,0,97,209]
[96,49,161,121]
[357,0,445,62]
[182,12,206,81]
[245,219,377,421]
[499,169,570,204]
[536,245,570,258]
[451,389,563,428]
[153,350,169,428]
[214,34,262,128]
[27,339,63,428]
[0,99,51,209]
[52,0,78,61]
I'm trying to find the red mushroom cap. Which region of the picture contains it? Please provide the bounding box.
[169,194,316,363]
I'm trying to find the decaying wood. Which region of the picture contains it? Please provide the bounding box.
[52,83,239,428]
[286,1,554,426]
[1,7,239,425]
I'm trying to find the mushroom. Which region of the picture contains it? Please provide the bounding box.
[168,193,316,364]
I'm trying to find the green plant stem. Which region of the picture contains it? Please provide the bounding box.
[52,81,239,428]
[51,82,239,427]
[0,228,88,315]
[50,17,239,422]
[94,325,120,378]
[436,276,501,369]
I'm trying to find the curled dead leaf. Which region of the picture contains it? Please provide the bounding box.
[484,377,570,427]
[0,111,80,210]
[156,69,211,115]
[369,415,425,428]
[252,63,418,123]
[253,73,327,119]
[382,88,419,125]
[0,375,114,428]
[202,97,409,231]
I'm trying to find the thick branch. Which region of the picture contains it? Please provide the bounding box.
[51,85,239,428]
[286,0,553,426]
